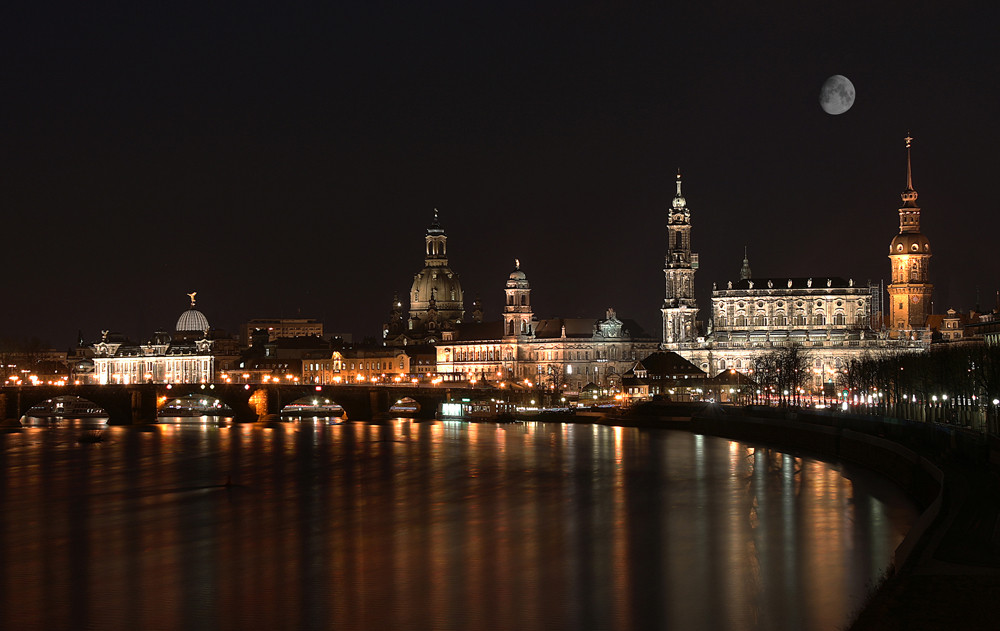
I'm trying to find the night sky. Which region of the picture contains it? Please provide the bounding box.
[3,1,998,348]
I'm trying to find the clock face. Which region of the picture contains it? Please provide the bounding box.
[910,295,921,304]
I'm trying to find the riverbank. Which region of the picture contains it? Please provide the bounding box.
[622,401,1000,630]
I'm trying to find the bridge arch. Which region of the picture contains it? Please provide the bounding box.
[1,383,530,425]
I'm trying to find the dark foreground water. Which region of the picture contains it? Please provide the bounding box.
[0,419,918,630]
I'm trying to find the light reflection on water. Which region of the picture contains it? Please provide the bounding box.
[0,420,918,630]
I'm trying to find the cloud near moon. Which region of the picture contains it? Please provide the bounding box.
[820,75,855,115]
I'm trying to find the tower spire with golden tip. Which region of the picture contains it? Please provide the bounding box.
[901,133,918,207]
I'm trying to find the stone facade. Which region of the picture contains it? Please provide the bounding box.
[435,264,660,392]
[93,331,215,385]
[92,295,234,384]
[302,347,436,384]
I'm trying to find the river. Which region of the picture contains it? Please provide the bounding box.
[0,419,919,630]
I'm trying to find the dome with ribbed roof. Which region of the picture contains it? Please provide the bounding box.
[177,309,209,332]
[176,292,210,332]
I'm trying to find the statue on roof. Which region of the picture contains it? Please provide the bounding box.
[187,291,197,307]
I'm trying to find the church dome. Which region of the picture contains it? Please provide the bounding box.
[889,232,931,255]
[176,308,210,332]
[411,268,464,309]
[509,269,526,281]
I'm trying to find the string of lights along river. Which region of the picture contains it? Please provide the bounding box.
[0,419,918,631]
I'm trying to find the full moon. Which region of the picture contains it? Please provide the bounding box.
[820,75,855,115]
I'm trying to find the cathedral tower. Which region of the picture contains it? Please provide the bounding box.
[887,134,932,337]
[661,171,699,346]
[503,259,533,337]
[409,209,464,326]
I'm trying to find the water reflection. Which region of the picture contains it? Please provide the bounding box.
[0,422,917,630]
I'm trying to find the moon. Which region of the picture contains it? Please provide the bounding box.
[820,75,855,115]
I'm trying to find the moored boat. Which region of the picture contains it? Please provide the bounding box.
[437,400,518,422]
[25,396,107,419]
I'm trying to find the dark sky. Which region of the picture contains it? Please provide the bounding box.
[3,1,998,348]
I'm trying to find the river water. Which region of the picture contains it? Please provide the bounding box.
[0,419,918,630]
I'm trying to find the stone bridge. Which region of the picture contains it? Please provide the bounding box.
[0,384,538,425]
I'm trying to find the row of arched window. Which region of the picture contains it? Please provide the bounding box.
[450,347,513,362]
[717,356,847,371]
[717,311,861,327]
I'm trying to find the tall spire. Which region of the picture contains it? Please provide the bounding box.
[661,168,699,347]
[427,207,444,234]
[901,133,918,207]
[905,133,913,190]
[740,247,752,280]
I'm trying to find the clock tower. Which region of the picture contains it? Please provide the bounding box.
[661,171,699,346]
[887,134,932,338]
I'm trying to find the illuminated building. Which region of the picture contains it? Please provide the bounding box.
[698,273,886,380]
[622,351,706,402]
[302,346,436,383]
[661,153,927,391]
[92,294,234,384]
[384,209,466,345]
[887,134,933,339]
[927,309,969,342]
[435,262,660,393]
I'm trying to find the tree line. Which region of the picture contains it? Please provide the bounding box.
[747,342,1000,433]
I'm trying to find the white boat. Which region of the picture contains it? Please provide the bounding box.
[25,396,107,418]
[281,402,348,420]
[389,397,420,415]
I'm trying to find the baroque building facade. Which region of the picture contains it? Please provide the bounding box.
[92,294,225,384]
[435,262,660,392]
[662,146,927,392]
[302,346,437,384]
